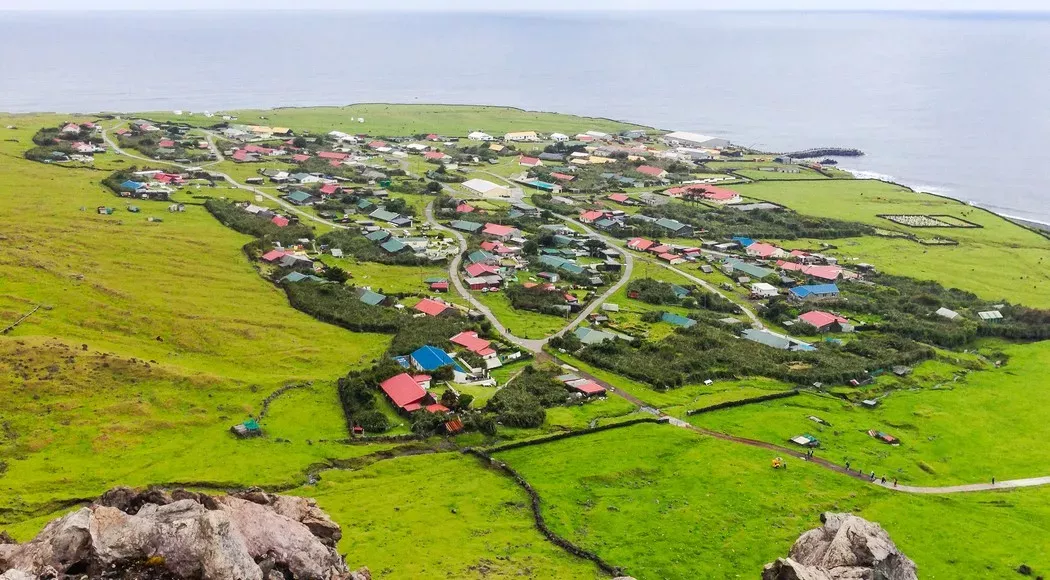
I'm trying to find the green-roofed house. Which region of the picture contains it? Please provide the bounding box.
[671,284,690,299]
[574,326,618,345]
[357,198,375,211]
[539,255,585,275]
[423,276,448,284]
[661,312,697,328]
[380,238,408,254]
[231,418,262,438]
[280,271,326,283]
[355,287,387,306]
[285,190,316,206]
[450,220,484,234]
[467,250,497,264]
[365,229,391,242]
[654,217,693,236]
[724,257,775,280]
[370,208,401,223]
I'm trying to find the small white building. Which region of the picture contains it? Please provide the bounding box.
[750,282,779,298]
[935,307,961,320]
[468,131,495,141]
[462,178,510,198]
[504,131,539,142]
[550,133,570,142]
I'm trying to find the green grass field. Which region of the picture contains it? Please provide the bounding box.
[139,104,650,139]
[289,452,604,579]
[496,422,1050,579]
[473,291,571,338]
[732,179,1050,307]
[691,339,1050,486]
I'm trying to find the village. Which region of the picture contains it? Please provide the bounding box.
[28,113,1050,456]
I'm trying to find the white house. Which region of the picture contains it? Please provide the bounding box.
[663,131,730,149]
[468,131,495,141]
[750,282,779,298]
[504,131,539,142]
[462,178,510,198]
[550,133,570,142]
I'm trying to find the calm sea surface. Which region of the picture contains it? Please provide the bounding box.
[2,10,1049,222]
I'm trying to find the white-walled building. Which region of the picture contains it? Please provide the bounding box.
[663,131,730,149]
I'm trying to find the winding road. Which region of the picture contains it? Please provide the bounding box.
[101,123,1046,495]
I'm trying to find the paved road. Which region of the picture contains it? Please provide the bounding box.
[103,125,1050,495]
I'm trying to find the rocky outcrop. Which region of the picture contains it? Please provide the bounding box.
[762,512,917,580]
[0,487,370,580]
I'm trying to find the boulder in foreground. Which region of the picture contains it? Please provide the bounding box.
[0,487,370,580]
[762,512,918,580]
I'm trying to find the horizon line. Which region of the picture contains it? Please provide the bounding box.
[2,7,1050,12]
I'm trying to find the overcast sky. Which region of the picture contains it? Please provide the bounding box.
[2,0,1048,10]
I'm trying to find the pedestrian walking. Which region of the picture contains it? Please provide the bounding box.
[845,460,850,470]
[881,476,886,484]
[992,477,996,485]
[893,478,898,487]
[870,471,876,481]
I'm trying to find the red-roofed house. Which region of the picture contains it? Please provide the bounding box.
[414,298,450,317]
[114,128,129,136]
[291,153,311,163]
[424,151,449,161]
[367,140,388,149]
[608,193,629,204]
[689,185,740,204]
[455,203,475,213]
[482,223,519,241]
[635,165,668,179]
[649,244,671,255]
[551,172,575,182]
[261,249,289,262]
[627,238,655,251]
[803,265,843,282]
[565,378,606,396]
[61,123,81,134]
[798,310,849,333]
[329,160,342,168]
[231,150,250,162]
[659,252,685,265]
[379,373,429,413]
[746,242,786,259]
[430,281,449,292]
[319,184,340,196]
[244,144,275,155]
[579,210,605,224]
[158,139,175,148]
[426,133,440,141]
[519,156,543,167]
[271,215,289,227]
[318,151,349,161]
[425,403,450,413]
[450,331,497,358]
[465,262,500,277]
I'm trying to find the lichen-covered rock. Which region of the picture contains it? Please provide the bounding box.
[762,512,918,580]
[0,487,361,580]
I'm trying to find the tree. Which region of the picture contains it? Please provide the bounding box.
[426,181,443,194]
[456,393,474,410]
[431,364,455,382]
[323,266,349,284]
[353,410,389,433]
[584,239,607,258]
[523,239,539,256]
[292,136,308,148]
[440,388,459,408]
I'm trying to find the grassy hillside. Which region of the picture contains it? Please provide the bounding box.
[138,104,651,138]
[497,423,1050,580]
[733,179,1050,307]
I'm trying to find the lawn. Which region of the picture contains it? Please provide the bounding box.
[731,179,1050,307]
[496,422,1050,579]
[473,291,570,339]
[288,452,605,579]
[691,339,1050,486]
[139,104,651,139]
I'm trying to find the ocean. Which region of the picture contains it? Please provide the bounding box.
[2,10,1049,222]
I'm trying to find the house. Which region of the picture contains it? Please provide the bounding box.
[369,208,402,224]
[380,238,408,254]
[621,129,647,139]
[723,258,775,280]
[789,284,841,302]
[504,131,539,142]
[797,310,850,333]
[285,190,315,205]
[579,210,605,224]
[465,262,500,278]
[518,155,543,167]
[365,230,391,243]
[356,288,386,306]
[280,271,326,283]
[468,131,494,141]
[746,242,786,259]
[564,378,606,396]
[318,151,348,161]
[261,249,289,263]
[379,373,430,413]
[608,193,630,204]
[627,238,656,252]
[450,219,484,234]
[482,223,519,241]
[271,215,290,227]
[742,328,813,351]
[450,331,499,367]
[662,131,730,149]
[654,217,693,236]
[978,310,1003,322]
[550,133,570,142]
[279,254,315,270]
[635,165,668,179]
[539,152,566,163]
[467,250,497,265]
[462,178,510,198]
[319,183,340,197]
[658,253,686,265]
[230,418,262,438]
[539,255,584,275]
[574,326,618,345]
[291,153,311,163]
[414,298,450,317]
[550,172,575,182]
[465,276,502,291]
[661,312,696,328]
[410,346,468,382]
[935,307,961,320]
[750,282,779,298]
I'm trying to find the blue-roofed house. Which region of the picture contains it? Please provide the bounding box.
[733,236,756,248]
[789,284,841,302]
[671,284,690,299]
[661,312,697,328]
[410,345,468,382]
[120,180,145,192]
